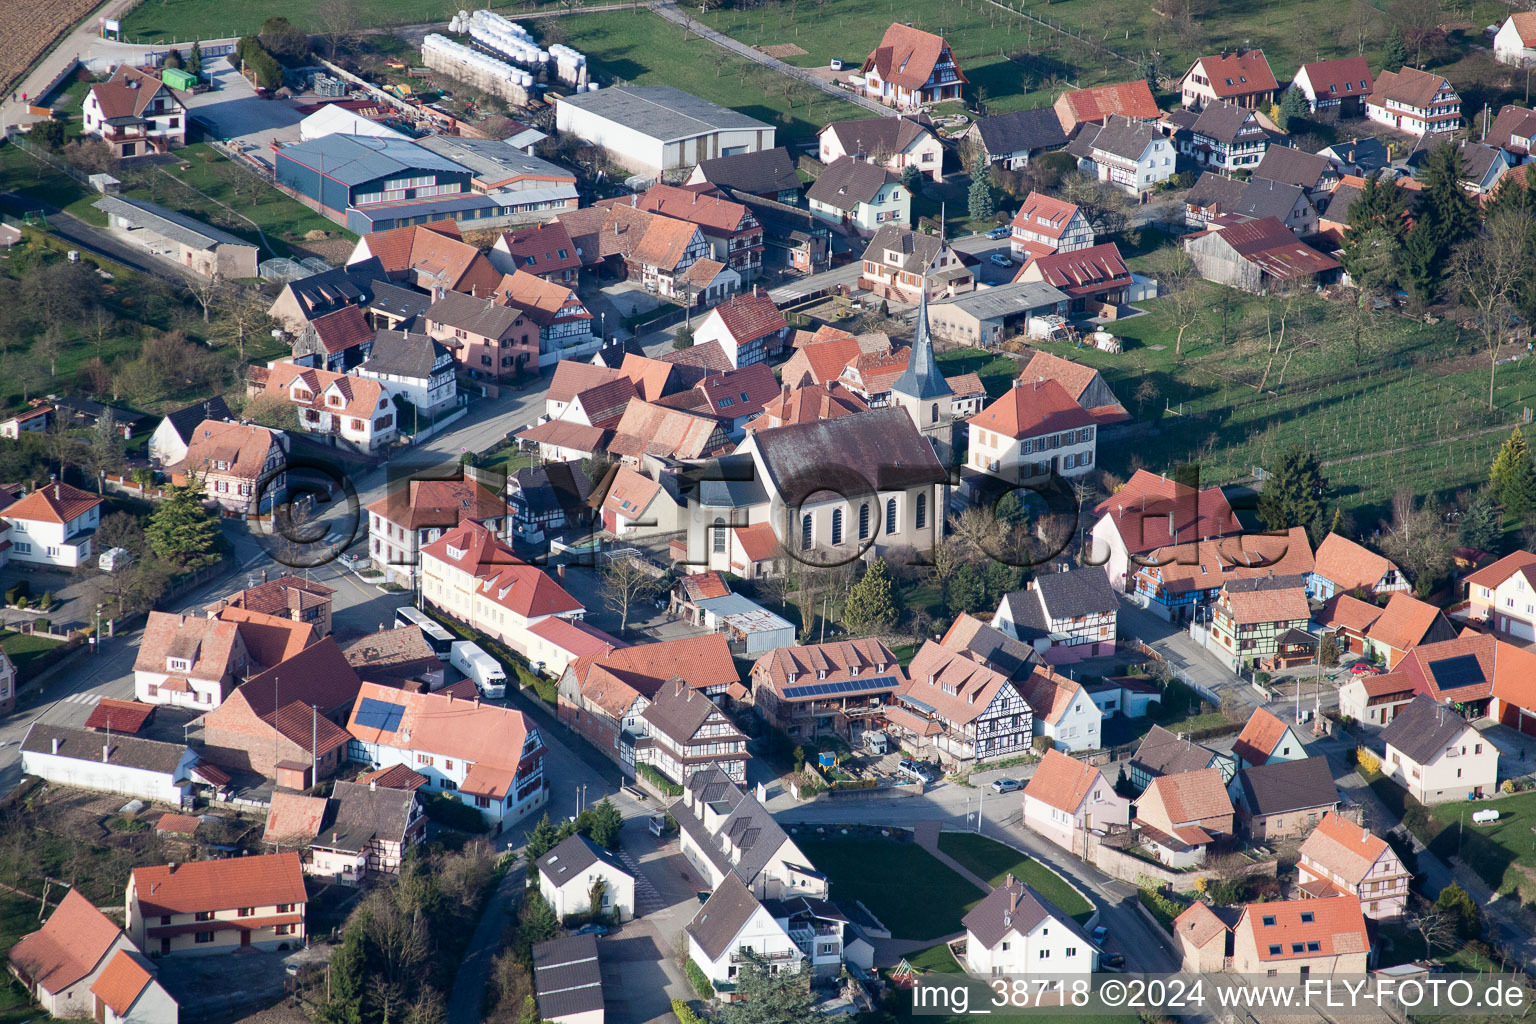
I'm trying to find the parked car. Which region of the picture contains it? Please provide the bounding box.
[986,225,1011,239]
[1091,925,1109,944]
[1100,952,1125,969]
[990,777,1023,793]
[989,253,1013,267]
[1350,662,1382,675]
[574,923,608,936]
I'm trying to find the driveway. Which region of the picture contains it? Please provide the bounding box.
[1115,596,1251,709]
[184,60,305,166]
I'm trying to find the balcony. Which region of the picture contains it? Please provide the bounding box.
[729,946,801,964]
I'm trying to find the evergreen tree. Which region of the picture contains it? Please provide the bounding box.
[1318,632,1340,668]
[968,169,997,223]
[950,563,987,614]
[587,798,623,850]
[900,164,924,196]
[1256,444,1327,535]
[145,481,220,570]
[843,558,898,635]
[323,926,367,1024]
[718,960,822,1024]
[588,876,609,916]
[672,323,694,350]
[1339,173,1409,294]
[188,40,204,78]
[1383,26,1407,71]
[1436,883,1482,939]
[1409,143,1481,302]
[1399,220,1440,306]
[1277,87,1308,133]
[518,889,560,944]
[1459,491,1503,552]
[1490,426,1536,518]
[524,813,560,867]
[163,48,183,70]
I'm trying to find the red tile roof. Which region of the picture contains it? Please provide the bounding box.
[1189,50,1278,98]
[708,289,787,347]
[173,420,281,482]
[155,812,201,834]
[1144,766,1233,824]
[1010,193,1083,241]
[263,791,328,845]
[217,606,318,669]
[1312,533,1395,592]
[307,304,374,354]
[602,467,663,520]
[90,65,183,120]
[549,361,624,405]
[1298,57,1373,99]
[1095,469,1241,555]
[733,521,780,562]
[1367,592,1451,654]
[4,481,102,526]
[1020,243,1131,296]
[863,23,967,92]
[131,852,307,916]
[85,697,155,734]
[420,522,582,619]
[90,950,153,1017]
[133,611,245,682]
[366,478,511,532]
[490,269,591,328]
[1319,593,1383,634]
[1235,895,1367,962]
[1022,748,1103,814]
[1173,901,1230,949]
[497,220,582,278]
[1465,549,1536,589]
[358,763,428,790]
[1231,707,1294,765]
[569,634,738,701]
[1056,81,1160,124]
[1299,811,1391,887]
[969,378,1094,439]
[9,889,122,995]
[601,183,757,235]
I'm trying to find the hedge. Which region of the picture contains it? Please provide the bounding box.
[829,778,878,791]
[638,763,682,797]
[672,999,700,1024]
[422,792,488,834]
[685,959,714,1000]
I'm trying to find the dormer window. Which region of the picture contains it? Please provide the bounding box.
[167,658,190,672]
[817,670,826,680]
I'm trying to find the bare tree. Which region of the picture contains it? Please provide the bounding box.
[1447,207,1535,410]
[601,555,663,631]
[213,283,278,361]
[1145,245,1204,356]
[316,0,362,59]
[1408,896,1455,960]
[35,324,64,378]
[1390,0,1441,66]
[186,269,223,324]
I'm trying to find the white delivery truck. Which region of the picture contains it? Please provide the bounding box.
[450,641,507,699]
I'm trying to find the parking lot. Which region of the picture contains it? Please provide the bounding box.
[183,58,305,169]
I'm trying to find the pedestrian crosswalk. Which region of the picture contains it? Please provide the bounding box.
[617,848,668,915]
[58,693,102,706]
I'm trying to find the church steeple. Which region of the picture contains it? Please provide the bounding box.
[892,278,952,402]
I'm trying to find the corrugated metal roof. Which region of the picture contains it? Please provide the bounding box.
[277,134,469,186]
[92,195,254,250]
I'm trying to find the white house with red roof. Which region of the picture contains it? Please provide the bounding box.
[346,681,548,830]
[1463,549,1536,641]
[600,466,684,538]
[366,477,512,578]
[1017,665,1100,752]
[1010,192,1095,261]
[1230,706,1306,771]
[490,220,582,283]
[91,948,177,1024]
[1307,533,1408,601]
[1180,50,1278,111]
[966,377,1097,484]
[1297,811,1410,918]
[1366,68,1461,136]
[1089,469,1243,592]
[1229,895,1369,974]
[1289,57,1374,115]
[1496,13,1536,66]
[83,66,187,159]
[2,480,102,568]
[690,288,789,368]
[133,611,251,708]
[127,853,307,956]
[418,521,585,658]
[8,888,137,1017]
[248,361,397,451]
[1021,748,1127,854]
[860,24,966,109]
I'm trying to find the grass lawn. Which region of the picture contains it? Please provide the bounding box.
[1033,278,1526,519]
[936,348,1022,400]
[796,836,983,939]
[935,832,1093,923]
[1101,709,1235,749]
[887,943,1137,1024]
[0,631,66,679]
[527,10,867,147]
[1426,790,1536,903]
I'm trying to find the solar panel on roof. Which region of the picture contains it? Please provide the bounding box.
[1428,654,1485,691]
[354,696,405,733]
[780,675,900,700]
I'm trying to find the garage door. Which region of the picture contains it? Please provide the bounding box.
[1501,703,1536,737]
[1509,617,1535,642]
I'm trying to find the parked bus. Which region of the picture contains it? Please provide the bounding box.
[394,606,454,661]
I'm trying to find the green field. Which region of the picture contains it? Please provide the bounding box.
[797,836,982,939]
[529,10,867,146]
[1428,790,1536,904]
[119,0,608,43]
[935,832,1094,923]
[1031,263,1526,518]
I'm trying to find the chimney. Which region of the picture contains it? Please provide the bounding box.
[51,737,59,755]
[102,744,110,762]
[167,863,177,874]
[333,832,339,843]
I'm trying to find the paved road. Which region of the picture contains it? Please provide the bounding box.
[3,0,147,130]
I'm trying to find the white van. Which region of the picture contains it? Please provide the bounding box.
[449,641,507,699]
